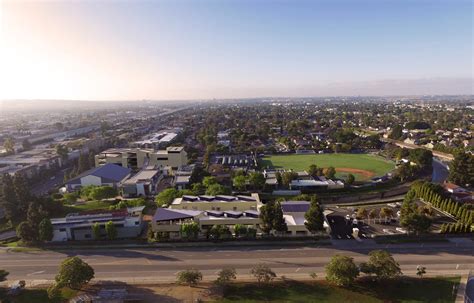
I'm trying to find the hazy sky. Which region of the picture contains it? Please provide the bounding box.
[1,0,472,100]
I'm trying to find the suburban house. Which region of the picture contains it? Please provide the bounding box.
[50,206,145,241]
[65,163,131,191]
[121,166,162,198]
[95,146,188,170]
[281,201,330,236]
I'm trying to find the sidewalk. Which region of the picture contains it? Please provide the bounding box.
[456,274,468,303]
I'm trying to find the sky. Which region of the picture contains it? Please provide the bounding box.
[0,0,472,100]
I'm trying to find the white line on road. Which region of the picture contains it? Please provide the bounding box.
[295,268,301,272]
[27,271,45,276]
[456,264,459,269]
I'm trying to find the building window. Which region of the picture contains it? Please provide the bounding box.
[59,228,66,232]
[84,234,91,239]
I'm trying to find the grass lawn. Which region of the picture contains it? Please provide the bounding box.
[0,287,77,303]
[62,200,113,214]
[216,277,459,303]
[260,153,394,181]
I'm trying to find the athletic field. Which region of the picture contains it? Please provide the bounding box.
[260,153,394,181]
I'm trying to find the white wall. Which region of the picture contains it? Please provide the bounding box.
[80,175,103,187]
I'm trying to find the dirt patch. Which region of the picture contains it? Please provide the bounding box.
[335,167,375,179]
[128,283,221,303]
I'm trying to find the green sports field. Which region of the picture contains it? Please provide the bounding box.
[260,153,394,181]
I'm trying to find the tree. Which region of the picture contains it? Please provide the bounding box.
[191,182,206,195]
[448,152,473,187]
[308,164,318,178]
[248,172,265,190]
[77,153,90,173]
[281,171,298,188]
[368,209,377,224]
[0,174,19,221]
[39,218,54,242]
[3,137,15,154]
[63,192,78,204]
[416,265,426,279]
[234,224,248,238]
[180,222,199,239]
[408,148,433,169]
[325,166,336,179]
[325,255,359,286]
[251,264,276,283]
[177,269,202,286]
[89,186,117,200]
[388,125,403,140]
[208,224,231,240]
[54,257,94,289]
[379,207,394,223]
[47,284,61,299]
[359,250,401,280]
[105,221,117,240]
[55,144,69,161]
[14,173,31,213]
[305,196,325,233]
[155,188,179,207]
[232,175,247,191]
[17,221,36,243]
[357,207,368,220]
[259,202,275,234]
[22,139,32,151]
[205,183,230,196]
[0,269,9,282]
[92,222,101,240]
[273,201,287,235]
[202,176,218,188]
[216,267,237,285]
[346,174,355,185]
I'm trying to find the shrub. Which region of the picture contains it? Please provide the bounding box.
[177,269,203,286]
[251,264,276,283]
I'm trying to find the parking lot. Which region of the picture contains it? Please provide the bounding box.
[326,200,457,239]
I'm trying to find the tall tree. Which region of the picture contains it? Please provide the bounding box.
[105,221,117,240]
[259,202,275,234]
[305,196,325,233]
[39,218,54,242]
[0,174,19,220]
[3,137,15,154]
[92,222,101,240]
[325,166,336,179]
[55,144,69,162]
[448,152,473,187]
[13,173,31,213]
[248,172,265,190]
[308,164,318,178]
[232,175,247,191]
[273,201,288,235]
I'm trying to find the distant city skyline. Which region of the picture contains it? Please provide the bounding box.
[1,0,472,101]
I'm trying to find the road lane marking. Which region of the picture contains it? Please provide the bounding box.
[295,268,301,272]
[27,270,45,276]
[456,264,459,269]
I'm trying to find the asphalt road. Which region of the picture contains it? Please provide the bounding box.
[1,241,472,283]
